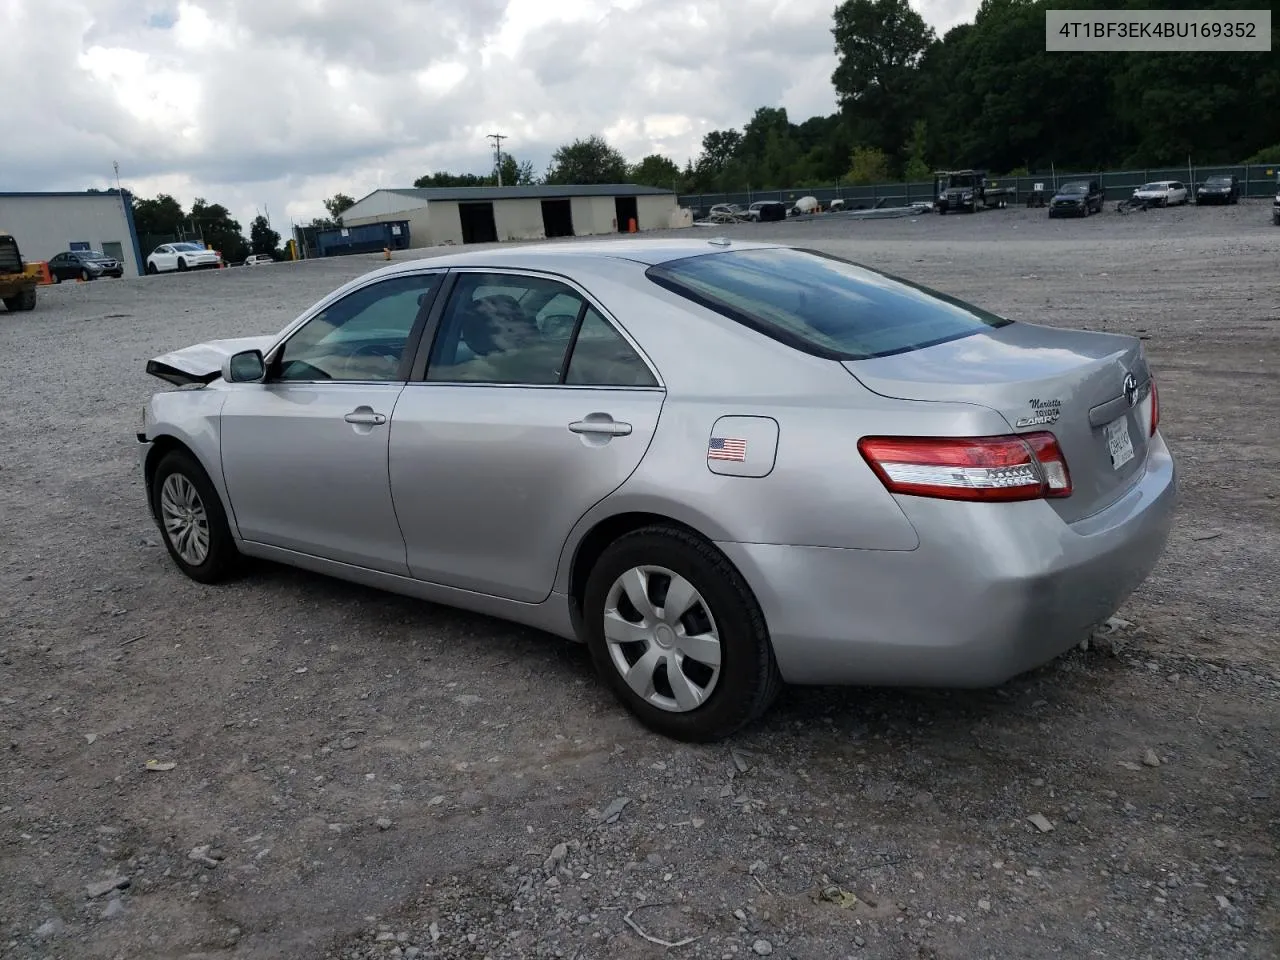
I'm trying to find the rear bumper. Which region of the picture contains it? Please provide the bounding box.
[718,432,1177,687]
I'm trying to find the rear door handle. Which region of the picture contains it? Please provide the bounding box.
[569,417,632,437]
[344,409,387,425]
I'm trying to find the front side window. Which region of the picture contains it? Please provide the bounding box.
[274,273,441,382]
[646,247,1012,361]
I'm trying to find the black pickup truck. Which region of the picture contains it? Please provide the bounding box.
[1048,179,1104,217]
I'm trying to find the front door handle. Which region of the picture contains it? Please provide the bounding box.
[344,409,387,425]
[569,417,632,437]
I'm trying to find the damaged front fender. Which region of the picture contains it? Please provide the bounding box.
[146,335,277,387]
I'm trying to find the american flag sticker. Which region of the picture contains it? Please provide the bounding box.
[707,436,747,462]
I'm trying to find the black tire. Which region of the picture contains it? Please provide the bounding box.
[146,262,158,275]
[80,268,91,281]
[177,258,188,272]
[150,448,239,584]
[581,525,782,742]
[18,287,35,311]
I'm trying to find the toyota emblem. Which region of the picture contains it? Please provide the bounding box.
[1123,372,1138,407]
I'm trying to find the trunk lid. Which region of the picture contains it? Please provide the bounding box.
[146,335,276,387]
[842,321,1155,523]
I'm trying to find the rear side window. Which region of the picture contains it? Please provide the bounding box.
[645,247,1012,360]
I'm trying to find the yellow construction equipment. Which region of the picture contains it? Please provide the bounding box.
[0,230,38,312]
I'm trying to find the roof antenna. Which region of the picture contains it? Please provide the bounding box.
[707,236,731,246]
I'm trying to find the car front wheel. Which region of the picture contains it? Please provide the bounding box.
[582,526,782,742]
[151,449,239,584]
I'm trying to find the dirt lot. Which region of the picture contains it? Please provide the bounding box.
[2,201,1277,960]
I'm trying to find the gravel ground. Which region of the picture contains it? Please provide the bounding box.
[2,201,1277,960]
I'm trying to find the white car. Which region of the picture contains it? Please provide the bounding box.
[1132,181,1188,207]
[146,242,223,275]
[242,254,275,267]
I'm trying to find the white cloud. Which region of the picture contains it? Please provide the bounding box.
[4,0,979,229]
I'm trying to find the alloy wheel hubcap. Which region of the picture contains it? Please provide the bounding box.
[602,565,722,713]
[160,473,210,566]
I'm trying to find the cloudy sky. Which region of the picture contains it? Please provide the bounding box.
[4,0,977,230]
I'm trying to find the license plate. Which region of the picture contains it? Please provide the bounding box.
[1105,416,1134,470]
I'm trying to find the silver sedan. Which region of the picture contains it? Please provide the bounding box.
[139,238,1177,741]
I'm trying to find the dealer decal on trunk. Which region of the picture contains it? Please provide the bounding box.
[1015,397,1062,428]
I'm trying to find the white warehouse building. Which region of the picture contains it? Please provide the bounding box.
[339,183,685,248]
[0,190,145,277]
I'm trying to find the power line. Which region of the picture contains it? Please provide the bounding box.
[487,133,508,186]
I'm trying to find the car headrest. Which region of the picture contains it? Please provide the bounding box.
[460,294,535,355]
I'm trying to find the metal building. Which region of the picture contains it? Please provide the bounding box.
[340,184,682,248]
[0,190,144,277]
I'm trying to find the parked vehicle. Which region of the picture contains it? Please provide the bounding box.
[242,254,275,267]
[1048,180,1104,217]
[1195,174,1240,205]
[139,238,1176,742]
[1132,181,1187,206]
[48,249,124,281]
[146,242,223,274]
[933,169,1015,213]
[0,231,38,312]
[752,201,787,222]
[1273,187,1280,225]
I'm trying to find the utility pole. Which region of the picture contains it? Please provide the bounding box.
[487,133,507,186]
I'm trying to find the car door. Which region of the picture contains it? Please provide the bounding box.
[388,269,666,603]
[218,270,445,573]
[48,254,66,280]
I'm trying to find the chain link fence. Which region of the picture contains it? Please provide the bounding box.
[678,163,1280,213]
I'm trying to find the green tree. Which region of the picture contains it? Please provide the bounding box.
[845,146,890,184]
[249,215,280,258]
[189,198,248,263]
[545,136,629,185]
[324,193,355,222]
[132,193,186,237]
[903,120,930,180]
[697,129,744,173]
[831,0,935,164]
[497,154,538,185]
[629,153,682,189]
[413,171,490,188]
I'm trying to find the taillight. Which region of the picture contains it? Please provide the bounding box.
[1149,377,1159,436]
[858,433,1072,502]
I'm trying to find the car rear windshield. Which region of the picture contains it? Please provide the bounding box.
[645,247,1013,360]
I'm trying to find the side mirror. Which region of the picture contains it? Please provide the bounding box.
[223,349,266,383]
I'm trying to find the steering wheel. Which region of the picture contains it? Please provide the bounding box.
[337,341,402,377]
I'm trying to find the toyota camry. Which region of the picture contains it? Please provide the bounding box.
[138,238,1176,742]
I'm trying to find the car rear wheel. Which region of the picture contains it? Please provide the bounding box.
[151,449,239,584]
[582,526,782,742]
